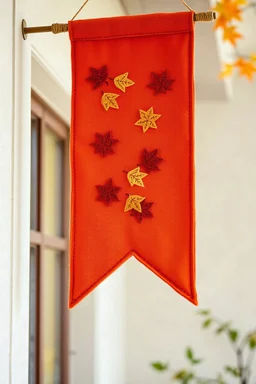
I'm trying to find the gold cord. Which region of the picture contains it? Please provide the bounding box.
[71,0,90,21]
[179,0,216,22]
[180,0,193,11]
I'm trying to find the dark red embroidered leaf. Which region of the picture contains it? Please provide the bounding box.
[141,149,163,173]
[86,65,108,89]
[96,179,121,205]
[131,200,154,223]
[147,70,175,95]
[90,131,119,157]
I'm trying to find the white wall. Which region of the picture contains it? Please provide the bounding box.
[94,266,127,384]
[0,1,15,381]
[0,0,31,383]
[69,294,95,383]
[24,0,126,92]
[126,79,256,384]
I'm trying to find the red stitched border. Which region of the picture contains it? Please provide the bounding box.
[69,15,197,308]
[69,250,197,309]
[69,39,77,305]
[188,29,194,299]
[71,29,193,42]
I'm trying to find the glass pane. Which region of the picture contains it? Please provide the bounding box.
[41,249,62,384]
[43,128,64,236]
[30,116,39,230]
[29,246,38,384]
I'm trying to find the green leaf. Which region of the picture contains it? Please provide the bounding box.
[151,361,168,371]
[173,370,187,380]
[216,323,230,334]
[249,336,256,349]
[225,366,240,377]
[185,347,202,365]
[191,358,203,365]
[202,318,212,328]
[198,309,211,316]
[183,372,195,384]
[186,348,194,360]
[228,329,239,343]
[175,372,195,384]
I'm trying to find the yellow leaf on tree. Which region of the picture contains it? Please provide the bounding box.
[135,107,161,133]
[250,53,256,62]
[219,63,234,79]
[235,0,247,5]
[124,195,146,213]
[114,72,135,93]
[127,167,148,187]
[101,92,120,111]
[223,25,243,46]
[214,15,228,30]
[235,58,256,81]
[213,0,243,29]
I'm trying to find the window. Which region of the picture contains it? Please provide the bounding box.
[29,94,69,384]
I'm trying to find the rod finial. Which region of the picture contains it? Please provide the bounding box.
[22,19,27,40]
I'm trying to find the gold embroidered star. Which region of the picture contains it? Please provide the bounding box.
[135,107,161,133]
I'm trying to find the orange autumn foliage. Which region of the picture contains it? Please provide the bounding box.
[223,25,243,46]
[235,58,256,80]
[219,63,234,79]
[214,0,244,28]
[214,0,256,81]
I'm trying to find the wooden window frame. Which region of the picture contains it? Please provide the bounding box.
[30,92,69,384]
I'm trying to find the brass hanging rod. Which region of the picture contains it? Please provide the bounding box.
[22,11,216,40]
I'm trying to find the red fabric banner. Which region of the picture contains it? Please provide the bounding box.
[68,11,197,308]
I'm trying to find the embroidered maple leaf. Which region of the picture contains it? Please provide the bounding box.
[135,107,161,134]
[114,72,135,93]
[127,167,148,187]
[235,58,256,81]
[141,149,163,173]
[131,200,154,223]
[86,65,108,89]
[96,179,121,205]
[124,195,145,213]
[90,131,119,157]
[148,71,175,95]
[101,92,120,111]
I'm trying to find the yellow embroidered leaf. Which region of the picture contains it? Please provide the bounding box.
[124,195,146,213]
[127,167,148,187]
[101,93,120,111]
[135,107,161,133]
[114,72,135,93]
